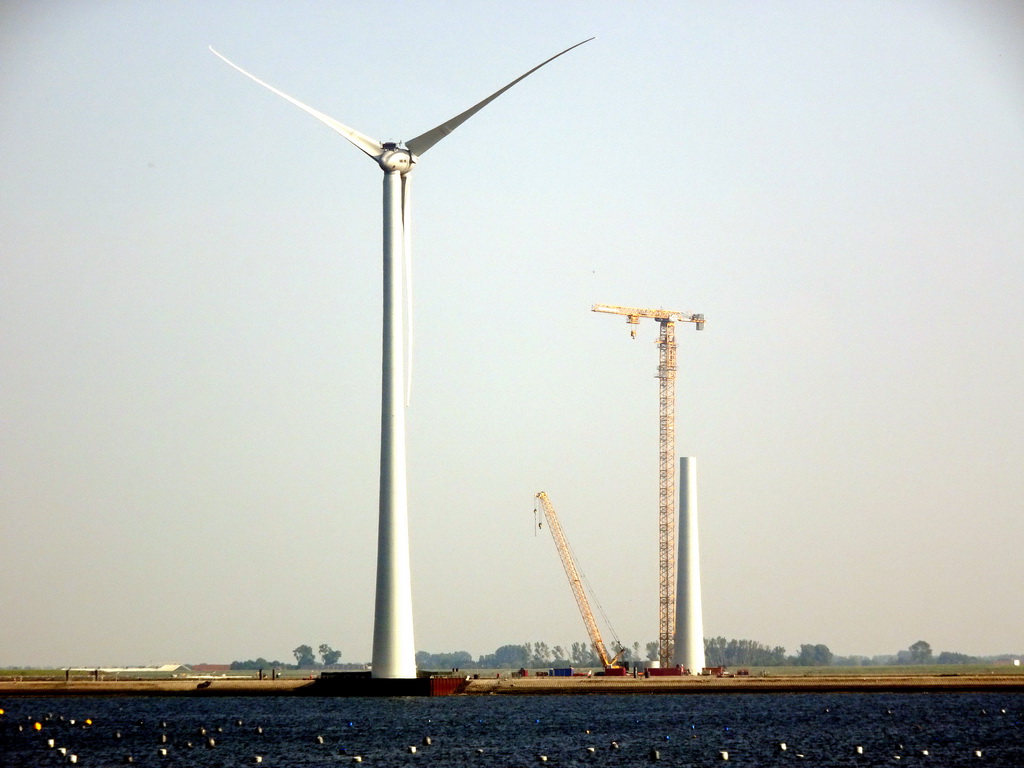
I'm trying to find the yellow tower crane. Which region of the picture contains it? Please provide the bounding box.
[592,303,704,667]
[534,491,622,669]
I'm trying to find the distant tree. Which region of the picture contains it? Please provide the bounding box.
[319,644,342,667]
[230,657,285,670]
[704,637,724,665]
[570,642,587,665]
[633,641,641,661]
[416,650,473,669]
[475,651,495,667]
[444,650,473,668]
[833,655,872,666]
[646,641,660,661]
[491,644,530,669]
[293,644,316,668]
[795,644,833,666]
[705,637,787,667]
[568,641,599,666]
[531,641,551,667]
[551,645,568,665]
[937,651,975,665]
[909,640,933,665]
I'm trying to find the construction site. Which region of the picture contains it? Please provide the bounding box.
[532,303,708,678]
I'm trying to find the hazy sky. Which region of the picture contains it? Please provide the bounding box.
[2,1,1022,667]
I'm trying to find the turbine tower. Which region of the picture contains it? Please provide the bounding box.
[673,456,705,674]
[212,40,593,678]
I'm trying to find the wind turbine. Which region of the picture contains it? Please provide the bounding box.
[211,39,593,679]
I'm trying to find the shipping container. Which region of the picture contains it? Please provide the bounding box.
[645,666,684,677]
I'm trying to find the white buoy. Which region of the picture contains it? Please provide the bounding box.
[423,736,433,746]
[48,739,55,748]
[158,748,168,757]
[856,745,864,754]
[672,457,706,672]
[586,747,596,754]
[921,750,929,756]
[316,735,325,744]
[779,742,787,751]
[58,748,67,756]
[538,756,548,762]
[720,750,729,760]
[408,745,417,754]
[68,756,78,764]
[975,750,983,758]
[253,757,263,764]
[352,757,363,763]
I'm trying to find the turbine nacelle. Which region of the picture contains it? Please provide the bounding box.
[378,146,415,174]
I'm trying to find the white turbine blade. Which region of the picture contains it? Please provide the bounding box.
[405,37,594,156]
[210,46,384,159]
[402,174,413,407]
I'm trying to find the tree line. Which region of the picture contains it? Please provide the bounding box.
[231,637,998,670]
[230,643,350,671]
[417,638,993,670]
[831,639,985,667]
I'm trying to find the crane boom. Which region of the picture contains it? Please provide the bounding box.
[592,303,704,667]
[592,304,705,337]
[535,491,616,668]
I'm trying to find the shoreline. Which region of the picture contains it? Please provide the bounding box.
[1,674,1023,697]
[464,674,1024,695]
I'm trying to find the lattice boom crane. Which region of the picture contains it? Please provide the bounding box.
[535,491,619,668]
[592,303,704,667]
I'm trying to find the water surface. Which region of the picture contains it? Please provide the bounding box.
[2,692,1021,766]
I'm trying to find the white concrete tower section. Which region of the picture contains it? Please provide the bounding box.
[673,456,706,673]
[370,168,416,679]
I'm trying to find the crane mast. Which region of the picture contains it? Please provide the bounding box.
[592,303,704,667]
[535,491,617,668]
